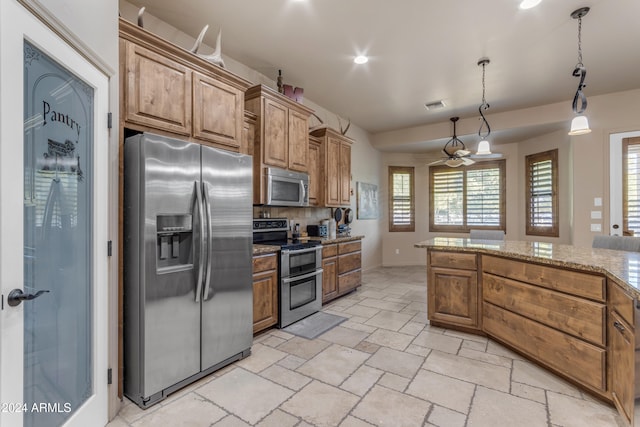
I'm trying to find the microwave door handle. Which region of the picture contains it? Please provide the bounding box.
[282,268,324,284]
[194,181,205,303]
[202,182,214,301]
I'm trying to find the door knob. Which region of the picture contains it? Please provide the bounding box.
[7,289,50,307]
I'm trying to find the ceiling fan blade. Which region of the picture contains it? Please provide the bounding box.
[461,157,476,166]
[456,149,471,157]
[427,159,445,166]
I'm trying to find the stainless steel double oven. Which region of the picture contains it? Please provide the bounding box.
[253,218,323,328]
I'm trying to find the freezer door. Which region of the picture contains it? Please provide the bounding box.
[201,146,253,369]
[123,133,202,400]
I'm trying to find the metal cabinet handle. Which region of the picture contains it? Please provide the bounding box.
[7,289,50,307]
[613,321,626,333]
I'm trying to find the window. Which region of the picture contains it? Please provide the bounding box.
[623,137,640,235]
[429,160,505,232]
[388,166,415,232]
[525,149,558,237]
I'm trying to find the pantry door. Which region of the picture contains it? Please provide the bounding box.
[0,1,109,426]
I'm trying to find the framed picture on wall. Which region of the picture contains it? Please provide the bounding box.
[357,182,378,219]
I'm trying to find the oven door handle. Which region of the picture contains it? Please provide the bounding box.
[282,246,322,256]
[282,268,324,284]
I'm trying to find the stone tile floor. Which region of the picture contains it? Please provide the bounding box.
[108,266,624,427]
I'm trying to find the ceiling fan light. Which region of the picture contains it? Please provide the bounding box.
[568,115,591,135]
[445,158,464,168]
[476,140,492,155]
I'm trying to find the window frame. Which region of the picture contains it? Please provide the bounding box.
[429,159,506,233]
[623,137,640,235]
[525,149,559,237]
[388,166,415,232]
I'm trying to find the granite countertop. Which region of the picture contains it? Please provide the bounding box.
[309,235,365,245]
[252,244,280,255]
[415,237,640,297]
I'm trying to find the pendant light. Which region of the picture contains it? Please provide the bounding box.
[568,7,591,136]
[476,58,492,155]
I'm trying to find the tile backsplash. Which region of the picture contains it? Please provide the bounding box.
[253,207,334,231]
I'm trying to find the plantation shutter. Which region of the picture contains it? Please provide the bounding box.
[526,150,558,237]
[388,166,415,232]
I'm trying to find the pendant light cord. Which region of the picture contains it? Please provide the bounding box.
[478,60,491,138]
[572,13,587,114]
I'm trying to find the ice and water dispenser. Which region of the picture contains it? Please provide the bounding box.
[156,214,193,272]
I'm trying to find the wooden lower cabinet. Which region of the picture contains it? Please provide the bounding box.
[484,301,606,392]
[322,240,362,303]
[610,311,635,424]
[252,253,278,334]
[427,250,479,330]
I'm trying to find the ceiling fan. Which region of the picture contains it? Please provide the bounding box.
[427,117,476,168]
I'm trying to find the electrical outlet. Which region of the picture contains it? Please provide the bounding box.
[395,249,400,255]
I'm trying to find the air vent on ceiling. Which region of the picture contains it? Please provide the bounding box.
[424,100,446,110]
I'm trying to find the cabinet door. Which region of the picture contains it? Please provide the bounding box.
[428,267,478,328]
[288,109,309,172]
[262,98,288,168]
[252,270,278,333]
[124,41,191,135]
[610,311,634,424]
[242,114,256,156]
[322,257,338,303]
[193,72,243,148]
[308,140,321,206]
[325,136,341,206]
[339,141,351,205]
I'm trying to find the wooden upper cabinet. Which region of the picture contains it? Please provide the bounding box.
[245,84,314,174]
[263,97,289,169]
[339,141,351,205]
[119,18,251,151]
[288,109,309,172]
[308,137,322,206]
[192,72,243,148]
[124,41,192,135]
[241,111,257,156]
[310,127,353,207]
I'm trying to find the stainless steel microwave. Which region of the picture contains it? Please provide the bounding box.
[264,167,309,207]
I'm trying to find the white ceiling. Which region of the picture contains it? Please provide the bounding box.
[124,0,640,151]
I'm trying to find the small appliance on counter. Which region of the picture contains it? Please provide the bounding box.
[307,224,328,237]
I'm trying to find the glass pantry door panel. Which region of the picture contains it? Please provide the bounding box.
[23,40,94,427]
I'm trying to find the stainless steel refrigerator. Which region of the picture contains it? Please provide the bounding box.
[123,132,253,408]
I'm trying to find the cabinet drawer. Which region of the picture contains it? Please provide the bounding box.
[339,241,361,255]
[253,253,277,274]
[430,251,477,270]
[482,255,605,302]
[338,252,361,275]
[483,273,605,346]
[609,279,636,328]
[484,302,606,392]
[339,269,361,293]
[323,244,338,258]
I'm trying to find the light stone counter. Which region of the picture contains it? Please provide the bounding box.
[414,237,640,298]
[252,244,280,255]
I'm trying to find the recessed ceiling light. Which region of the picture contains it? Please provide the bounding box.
[519,0,542,9]
[354,55,368,64]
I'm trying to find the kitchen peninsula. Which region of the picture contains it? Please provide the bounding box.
[415,237,640,425]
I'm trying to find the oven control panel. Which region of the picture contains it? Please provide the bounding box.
[253,218,288,231]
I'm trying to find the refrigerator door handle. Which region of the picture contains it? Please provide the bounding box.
[202,182,214,301]
[194,181,205,303]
